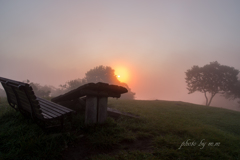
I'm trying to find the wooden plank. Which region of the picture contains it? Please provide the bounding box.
[15,92,39,107]
[4,82,20,88]
[85,96,97,124]
[6,94,17,103]
[42,113,51,119]
[15,93,28,101]
[14,88,43,116]
[4,87,16,96]
[6,90,15,96]
[37,98,73,113]
[17,99,41,115]
[17,88,37,100]
[15,92,30,103]
[97,97,108,123]
[0,77,26,86]
[41,107,60,118]
[24,89,36,97]
[5,90,15,97]
[51,82,128,103]
[17,98,31,108]
[39,101,72,114]
[42,113,53,119]
[40,107,61,118]
[1,84,18,105]
[11,87,32,112]
[15,89,27,96]
[4,87,14,94]
[39,102,66,115]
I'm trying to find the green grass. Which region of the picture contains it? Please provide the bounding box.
[0,97,240,160]
[0,98,77,160]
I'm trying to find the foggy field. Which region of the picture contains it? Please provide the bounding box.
[0,97,240,159]
[1,1,240,159]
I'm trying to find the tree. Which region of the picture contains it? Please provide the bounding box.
[85,65,136,99]
[25,80,52,98]
[225,80,240,99]
[224,79,240,107]
[85,66,118,84]
[119,82,135,99]
[59,78,87,92]
[185,61,239,106]
[57,65,136,99]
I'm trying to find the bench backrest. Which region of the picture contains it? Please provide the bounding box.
[0,77,43,119]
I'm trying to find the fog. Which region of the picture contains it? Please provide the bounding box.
[1,0,240,111]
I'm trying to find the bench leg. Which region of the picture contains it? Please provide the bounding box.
[97,97,108,124]
[85,96,98,124]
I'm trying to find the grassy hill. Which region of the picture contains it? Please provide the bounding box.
[0,97,240,160]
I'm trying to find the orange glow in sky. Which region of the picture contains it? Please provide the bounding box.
[114,67,129,83]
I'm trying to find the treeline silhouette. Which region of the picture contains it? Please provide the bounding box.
[24,65,135,99]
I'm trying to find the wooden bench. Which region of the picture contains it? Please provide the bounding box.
[0,77,75,128]
[51,82,128,124]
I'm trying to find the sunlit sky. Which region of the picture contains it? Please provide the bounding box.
[1,0,240,106]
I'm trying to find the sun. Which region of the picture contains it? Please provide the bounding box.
[115,67,129,83]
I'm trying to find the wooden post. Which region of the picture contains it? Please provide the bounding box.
[97,97,108,123]
[85,96,97,124]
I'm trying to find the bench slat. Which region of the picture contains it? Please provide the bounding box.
[3,86,16,97]
[9,86,34,113]
[40,108,60,119]
[42,113,52,119]
[39,102,68,115]
[0,77,26,85]
[3,85,15,93]
[15,89,37,100]
[37,98,73,113]
[39,103,64,116]
[6,94,18,104]
[15,91,39,107]
[17,99,41,115]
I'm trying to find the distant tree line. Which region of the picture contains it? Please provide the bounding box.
[58,65,135,99]
[21,65,135,99]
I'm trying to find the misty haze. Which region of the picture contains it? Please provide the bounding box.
[0,0,240,159]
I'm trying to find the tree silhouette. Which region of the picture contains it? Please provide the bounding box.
[59,65,136,99]
[224,79,240,107]
[185,61,239,106]
[85,66,118,84]
[59,78,87,92]
[25,80,52,98]
[85,65,135,99]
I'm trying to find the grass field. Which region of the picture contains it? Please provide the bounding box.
[0,97,240,160]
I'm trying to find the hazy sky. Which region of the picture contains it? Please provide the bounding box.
[1,0,240,106]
